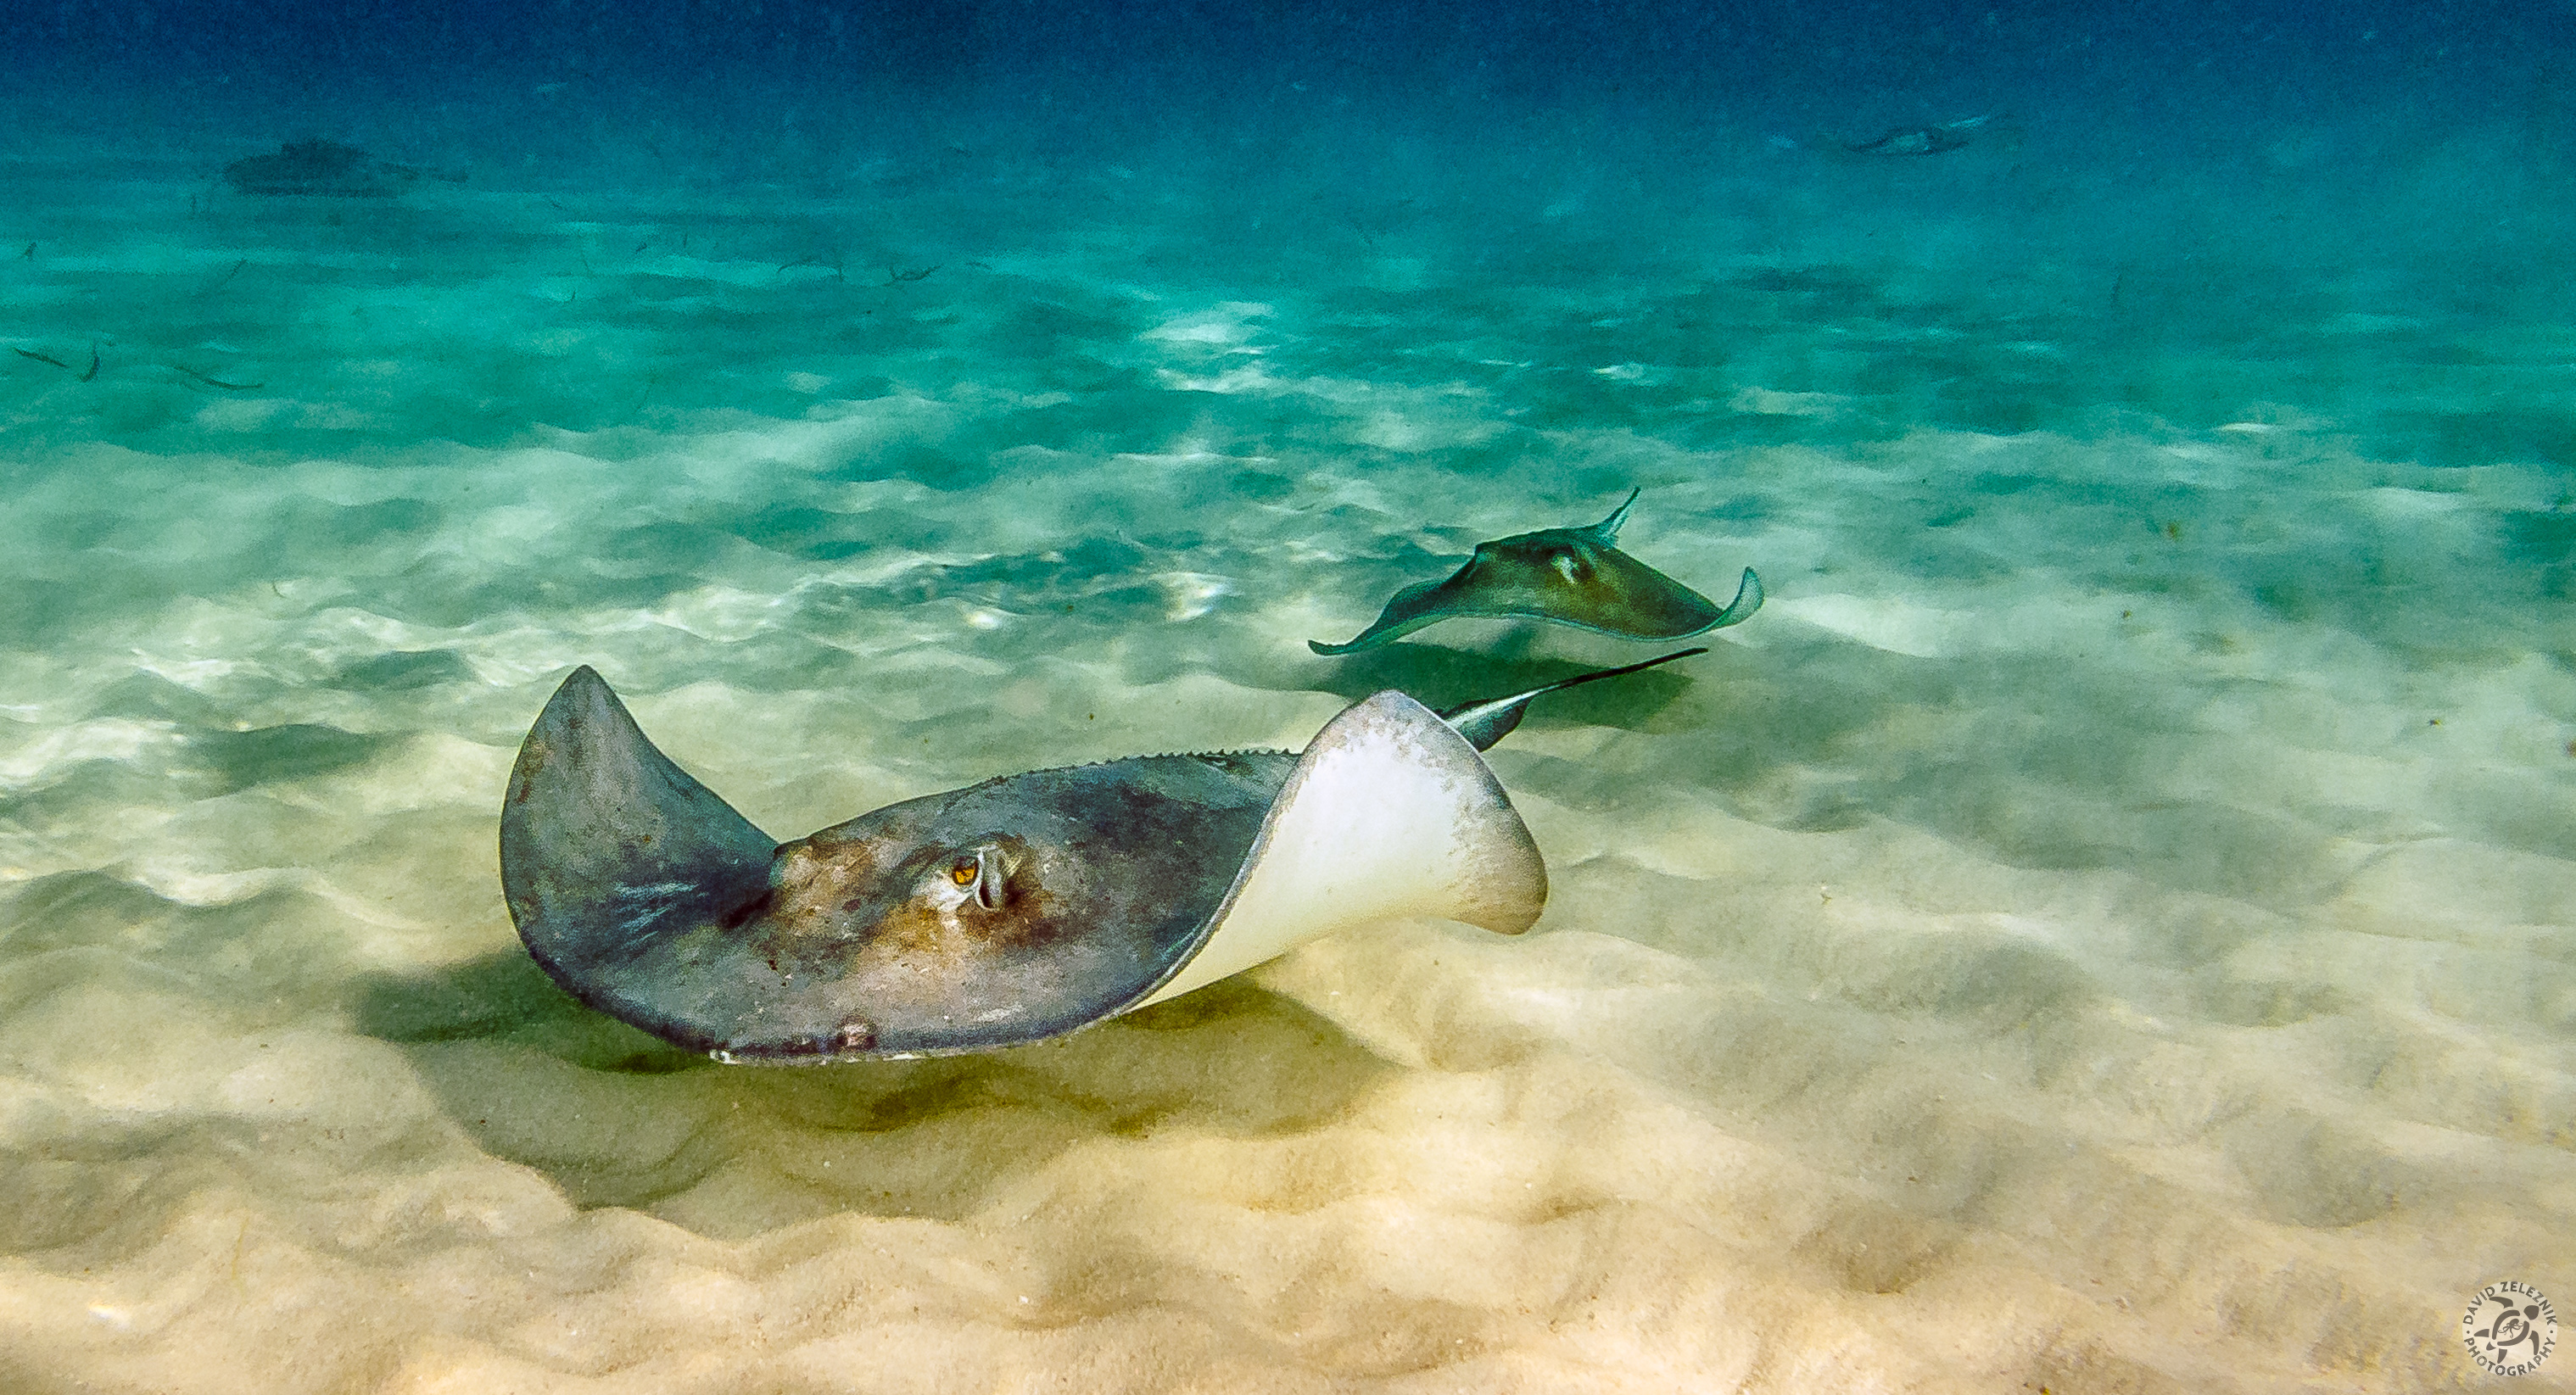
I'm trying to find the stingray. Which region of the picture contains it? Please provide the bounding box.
[1840,114,1992,157]
[1310,491,1762,656]
[222,141,460,198]
[500,650,1699,1061]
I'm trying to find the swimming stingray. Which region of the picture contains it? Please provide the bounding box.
[1310,491,1761,656]
[500,650,1698,1061]
[1840,114,1992,157]
[222,141,462,198]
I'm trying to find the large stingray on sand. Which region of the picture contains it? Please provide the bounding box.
[1310,491,1762,655]
[500,651,1697,1060]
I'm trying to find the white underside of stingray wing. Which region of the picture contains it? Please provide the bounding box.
[1132,690,1547,1009]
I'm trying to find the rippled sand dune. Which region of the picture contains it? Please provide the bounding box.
[0,148,2570,1392]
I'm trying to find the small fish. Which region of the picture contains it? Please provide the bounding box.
[170,363,260,390]
[196,257,249,297]
[78,346,98,382]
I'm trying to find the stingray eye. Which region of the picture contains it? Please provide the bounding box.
[1550,550,1589,584]
[949,846,1007,911]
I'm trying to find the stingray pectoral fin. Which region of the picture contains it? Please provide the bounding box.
[1707,566,1763,630]
[1135,690,1545,1008]
[499,667,779,1039]
[1580,561,1761,639]
[1307,575,1460,655]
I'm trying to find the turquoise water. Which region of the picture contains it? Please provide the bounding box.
[1,99,2572,1392]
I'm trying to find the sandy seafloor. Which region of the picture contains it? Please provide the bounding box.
[0,131,2572,1394]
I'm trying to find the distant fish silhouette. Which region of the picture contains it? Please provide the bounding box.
[223,141,464,198]
[1310,491,1763,655]
[1841,114,1992,157]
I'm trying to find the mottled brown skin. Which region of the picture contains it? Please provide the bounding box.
[499,657,1698,1062]
[500,667,1290,1059]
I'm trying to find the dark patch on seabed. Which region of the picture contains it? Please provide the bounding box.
[354,957,1394,1223]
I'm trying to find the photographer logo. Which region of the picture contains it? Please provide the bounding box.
[2463,1281,2556,1377]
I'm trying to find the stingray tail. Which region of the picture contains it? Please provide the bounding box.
[1439,646,1707,751]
